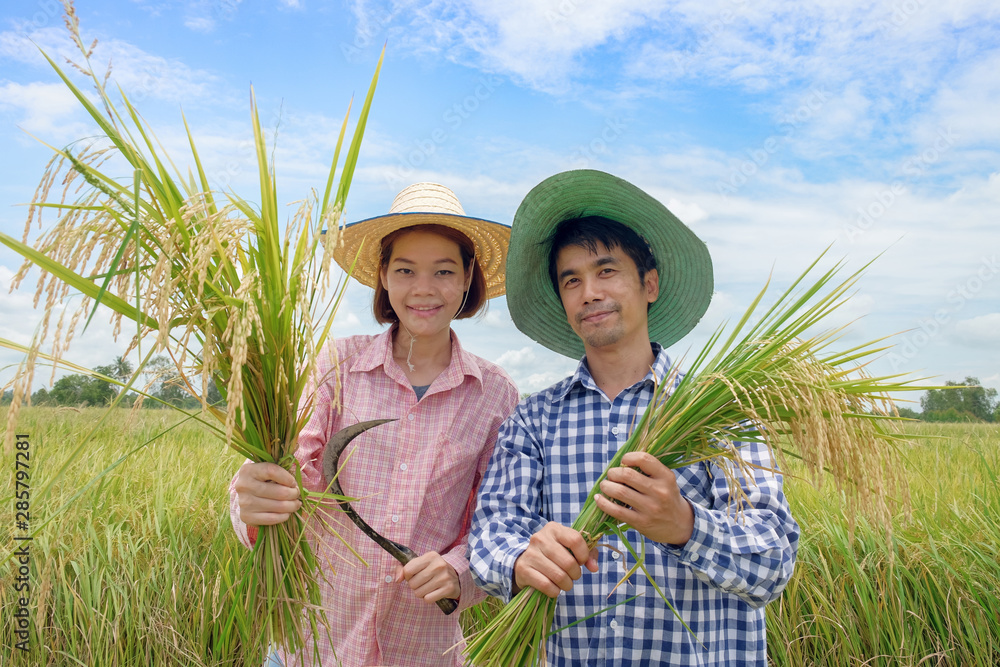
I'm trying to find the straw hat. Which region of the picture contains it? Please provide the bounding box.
[506,169,714,359]
[332,183,511,299]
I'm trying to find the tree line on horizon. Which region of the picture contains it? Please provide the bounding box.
[0,355,223,410]
[904,376,1000,423]
[1,363,997,423]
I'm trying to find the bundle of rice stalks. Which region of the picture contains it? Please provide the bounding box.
[464,252,926,667]
[0,3,381,662]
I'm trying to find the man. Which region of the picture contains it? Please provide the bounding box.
[468,169,799,666]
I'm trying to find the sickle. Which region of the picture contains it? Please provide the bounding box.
[322,418,459,616]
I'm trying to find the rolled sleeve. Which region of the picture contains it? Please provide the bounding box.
[657,445,799,608]
[441,547,486,611]
[229,462,258,549]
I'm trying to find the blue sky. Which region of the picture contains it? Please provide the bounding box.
[1,0,999,402]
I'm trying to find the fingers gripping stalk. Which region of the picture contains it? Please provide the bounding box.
[322,419,459,615]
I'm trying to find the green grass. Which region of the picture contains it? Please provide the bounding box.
[1,407,249,666]
[2,409,999,666]
[770,422,1000,666]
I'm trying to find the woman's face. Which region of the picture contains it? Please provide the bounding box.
[380,229,470,339]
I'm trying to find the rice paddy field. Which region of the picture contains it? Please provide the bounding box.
[2,407,998,666]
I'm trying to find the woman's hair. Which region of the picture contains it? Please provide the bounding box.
[373,224,488,324]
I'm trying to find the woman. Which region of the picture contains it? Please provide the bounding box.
[230,183,519,667]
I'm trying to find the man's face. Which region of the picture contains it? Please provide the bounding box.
[554,241,659,352]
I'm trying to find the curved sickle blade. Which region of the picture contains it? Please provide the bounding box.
[322,418,459,616]
[322,419,397,488]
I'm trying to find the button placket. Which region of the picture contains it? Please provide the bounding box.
[389,416,414,537]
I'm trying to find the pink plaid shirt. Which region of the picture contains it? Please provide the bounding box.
[230,328,518,667]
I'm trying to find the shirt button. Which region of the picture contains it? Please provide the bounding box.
[400,463,408,471]
[611,426,620,435]
[391,515,399,523]
[610,620,619,629]
[407,414,415,421]
[612,552,621,560]
[384,575,393,584]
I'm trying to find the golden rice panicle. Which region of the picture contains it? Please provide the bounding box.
[24,154,61,238]
[172,196,246,375]
[318,201,343,298]
[3,347,34,452]
[222,269,261,443]
[0,2,384,654]
[10,142,138,385]
[755,347,906,530]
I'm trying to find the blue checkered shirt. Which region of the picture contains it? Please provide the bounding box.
[469,344,799,666]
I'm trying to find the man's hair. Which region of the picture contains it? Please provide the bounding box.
[373,224,487,324]
[546,215,657,296]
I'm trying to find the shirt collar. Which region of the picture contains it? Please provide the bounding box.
[350,325,484,389]
[555,342,672,401]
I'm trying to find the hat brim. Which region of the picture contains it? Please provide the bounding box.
[331,212,511,299]
[506,169,714,359]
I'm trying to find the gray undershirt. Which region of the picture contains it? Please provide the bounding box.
[412,384,430,401]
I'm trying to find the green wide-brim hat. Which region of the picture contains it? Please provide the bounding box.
[506,169,714,359]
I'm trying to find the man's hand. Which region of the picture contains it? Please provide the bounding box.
[513,522,599,598]
[234,462,302,526]
[595,451,694,546]
[396,552,460,604]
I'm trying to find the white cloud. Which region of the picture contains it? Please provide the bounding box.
[354,0,671,92]
[332,309,363,330]
[0,26,220,105]
[665,198,707,225]
[952,313,1000,347]
[0,81,77,116]
[0,266,128,390]
[0,81,92,140]
[495,346,535,370]
[361,0,1000,159]
[490,344,577,394]
[0,265,38,349]
[520,370,571,393]
[184,16,215,32]
[930,50,1000,147]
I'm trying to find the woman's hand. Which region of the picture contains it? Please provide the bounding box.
[395,552,460,604]
[234,462,302,526]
